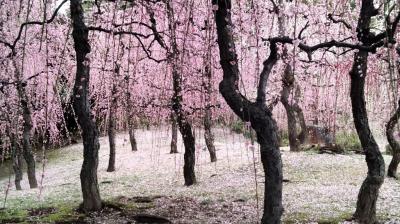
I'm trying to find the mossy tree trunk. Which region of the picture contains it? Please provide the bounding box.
[70,0,102,212]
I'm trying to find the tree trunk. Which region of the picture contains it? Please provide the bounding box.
[12,60,38,189]
[350,51,385,224]
[204,108,217,162]
[213,1,283,222]
[281,65,300,151]
[166,0,196,185]
[294,98,307,144]
[129,122,138,152]
[203,66,217,162]
[107,85,117,172]
[170,113,178,154]
[350,2,384,223]
[70,0,102,212]
[124,74,138,152]
[386,100,400,178]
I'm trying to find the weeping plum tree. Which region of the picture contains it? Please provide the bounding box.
[70,0,102,211]
[166,0,196,185]
[280,66,307,150]
[202,11,217,162]
[275,1,307,151]
[350,1,390,222]
[213,0,283,222]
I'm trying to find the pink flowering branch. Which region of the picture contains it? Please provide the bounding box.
[0,0,69,55]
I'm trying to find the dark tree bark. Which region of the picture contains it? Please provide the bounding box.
[204,107,217,162]
[203,55,217,162]
[166,0,196,185]
[70,0,102,212]
[170,113,178,154]
[294,95,307,145]
[280,66,300,151]
[124,73,138,152]
[276,0,306,151]
[12,60,38,189]
[386,100,400,178]
[213,1,283,223]
[351,2,384,223]
[107,85,117,172]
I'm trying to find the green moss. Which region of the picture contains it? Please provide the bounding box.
[335,131,362,153]
[0,208,29,223]
[39,205,83,223]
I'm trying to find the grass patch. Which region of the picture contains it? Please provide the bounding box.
[335,131,362,153]
[0,204,84,223]
[283,211,353,223]
[0,208,29,223]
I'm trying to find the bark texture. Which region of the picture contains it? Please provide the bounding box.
[351,2,384,222]
[276,1,307,151]
[203,60,217,162]
[280,66,300,151]
[386,100,400,178]
[213,1,283,222]
[170,113,178,154]
[167,0,196,185]
[124,74,138,152]
[13,60,38,189]
[107,85,117,172]
[70,0,102,212]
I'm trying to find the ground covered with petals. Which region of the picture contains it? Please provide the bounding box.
[0,128,399,223]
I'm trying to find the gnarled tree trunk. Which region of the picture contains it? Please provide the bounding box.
[351,3,384,222]
[13,60,38,189]
[386,100,400,178]
[70,0,102,212]
[281,66,300,151]
[213,1,283,222]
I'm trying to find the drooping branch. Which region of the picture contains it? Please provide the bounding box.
[0,0,69,54]
[327,13,352,30]
[87,26,167,63]
[264,36,383,60]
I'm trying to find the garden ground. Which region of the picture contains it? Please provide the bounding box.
[0,127,399,223]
